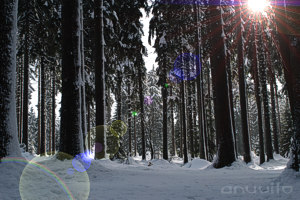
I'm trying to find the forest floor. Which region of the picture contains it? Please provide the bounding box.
[0,152,299,200]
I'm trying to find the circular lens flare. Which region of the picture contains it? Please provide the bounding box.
[248,0,269,12]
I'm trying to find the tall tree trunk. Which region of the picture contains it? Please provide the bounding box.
[114,71,126,159]
[59,0,83,157]
[37,66,41,155]
[80,0,87,151]
[19,58,24,143]
[87,102,91,151]
[207,64,215,161]
[275,3,299,170]
[209,2,236,168]
[40,57,46,155]
[187,81,194,158]
[192,85,198,157]
[237,2,251,163]
[17,59,22,142]
[48,115,52,153]
[194,3,205,159]
[0,0,21,158]
[179,102,183,158]
[162,69,168,160]
[95,0,106,159]
[201,63,208,159]
[269,70,279,154]
[274,80,282,142]
[134,115,137,156]
[258,24,273,161]
[288,34,300,171]
[22,6,29,151]
[252,23,265,164]
[52,66,56,154]
[127,82,132,155]
[138,67,146,160]
[150,102,155,160]
[170,86,176,156]
[181,81,188,164]
[227,55,238,158]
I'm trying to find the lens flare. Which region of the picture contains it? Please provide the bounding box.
[248,0,270,13]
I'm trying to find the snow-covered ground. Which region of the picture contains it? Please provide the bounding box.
[0,152,299,200]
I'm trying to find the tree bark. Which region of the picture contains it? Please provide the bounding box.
[209,2,236,168]
[0,0,21,158]
[52,66,56,154]
[181,81,188,164]
[22,5,29,151]
[187,81,194,158]
[127,82,132,155]
[170,86,176,156]
[252,23,265,164]
[258,24,273,161]
[237,2,251,163]
[138,67,146,160]
[80,0,87,151]
[95,0,106,159]
[269,70,279,154]
[59,0,83,157]
[194,3,205,159]
[40,57,46,155]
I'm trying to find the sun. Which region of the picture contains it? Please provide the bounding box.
[248,0,270,13]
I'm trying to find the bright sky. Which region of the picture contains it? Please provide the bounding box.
[141,9,158,72]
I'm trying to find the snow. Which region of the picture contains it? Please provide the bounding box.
[0,151,299,200]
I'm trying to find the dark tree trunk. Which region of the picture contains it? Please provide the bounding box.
[127,82,132,155]
[80,0,87,151]
[181,81,188,164]
[187,81,194,158]
[114,71,126,159]
[52,66,56,154]
[194,3,205,159]
[138,67,146,160]
[19,58,23,143]
[209,2,236,168]
[40,57,46,155]
[37,66,41,155]
[22,11,29,151]
[150,102,155,160]
[162,66,168,160]
[227,55,238,158]
[269,70,279,154]
[207,65,215,161]
[288,34,300,171]
[87,102,91,151]
[258,26,273,161]
[192,85,198,157]
[17,59,23,142]
[201,64,208,159]
[252,23,265,164]
[170,86,176,156]
[59,0,83,157]
[94,0,106,159]
[179,102,183,158]
[274,81,282,141]
[134,115,137,156]
[0,0,21,158]
[237,3,251,163]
